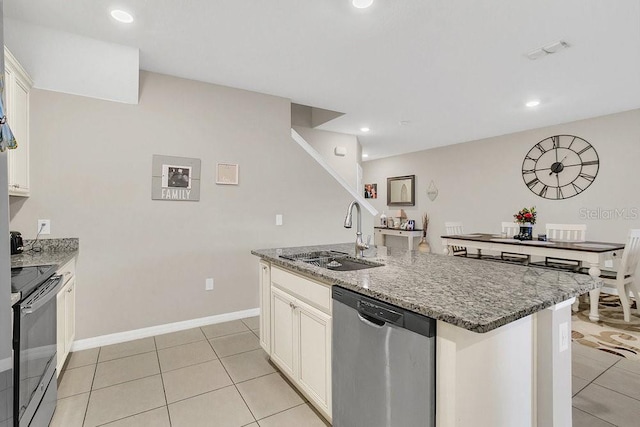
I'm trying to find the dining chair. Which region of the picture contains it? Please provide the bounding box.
[532,223,587,270]
[546,223,587,242]
[501,222,520,239]
[444,222,468,257]
[500,222,529,264]
[594,229,640,322]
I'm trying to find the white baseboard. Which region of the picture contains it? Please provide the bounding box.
[71,307,260,352]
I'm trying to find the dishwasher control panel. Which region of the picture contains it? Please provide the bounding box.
[358,299,402,324]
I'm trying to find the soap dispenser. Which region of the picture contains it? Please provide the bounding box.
[380,211,387,227]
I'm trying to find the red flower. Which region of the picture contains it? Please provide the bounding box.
[524,213,533,218]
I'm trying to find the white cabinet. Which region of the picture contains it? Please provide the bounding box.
[4,47,32,197]
[270,286,296,378]
[268,266,332,421]
[56,258,77,375]
[259,261,271,353]
[296,298,331,414]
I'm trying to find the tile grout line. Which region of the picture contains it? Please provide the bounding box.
[82,347,101,427]
[572,406,617,427]
[204,335,258,424]
[97,349,157,364]
[154,337,173,427]
[254,401,308,423]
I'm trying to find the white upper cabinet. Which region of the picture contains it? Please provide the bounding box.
[4,47,33,197]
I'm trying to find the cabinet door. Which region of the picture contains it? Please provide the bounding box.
[259,262,271,352]
[270,286,295,378]
[65,277,76,351]
[296,299,332,417]
[7,75,29,195]
[56,287,66,376]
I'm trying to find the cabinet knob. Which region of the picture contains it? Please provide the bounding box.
[67,287,73,293]
[14,184,20,188]
[262,266,267,271]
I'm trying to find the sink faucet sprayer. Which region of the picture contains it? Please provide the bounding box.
[343,201,370,258]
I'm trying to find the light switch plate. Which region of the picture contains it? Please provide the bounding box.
[37,219,51,235]
[205,278,214,291]
[276,214,283,226]
[604,259,613,268]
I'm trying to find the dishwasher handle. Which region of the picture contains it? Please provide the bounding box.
[357,312,385,328]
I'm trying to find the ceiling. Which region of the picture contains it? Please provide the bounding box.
[5,0,640,160]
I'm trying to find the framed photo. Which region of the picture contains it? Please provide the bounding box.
[216,163,239,185]
[387,175,415,206]
[364,183,377,199]
[151,155,201,201]
[161,165,192,189]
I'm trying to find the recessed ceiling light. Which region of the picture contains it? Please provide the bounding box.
[110,9,134,23]
[352,0,374,9]
[525,100,540,108]
[360,127,370,132]
[362,154,369,158]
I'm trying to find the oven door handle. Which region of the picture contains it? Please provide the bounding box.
[21,275,63,315]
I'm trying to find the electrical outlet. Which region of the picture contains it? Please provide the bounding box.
[37,219,51,235]
[205,278,214,291]
[559,322,569,352]
[275,214,283,226]
[604,259,613,268]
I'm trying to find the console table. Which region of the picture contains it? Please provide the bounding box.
[374,227,423,250]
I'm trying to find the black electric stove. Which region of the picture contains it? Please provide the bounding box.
[10,265,58,301]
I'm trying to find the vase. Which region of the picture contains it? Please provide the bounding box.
[418,237,431,253]
[518,223,534,240]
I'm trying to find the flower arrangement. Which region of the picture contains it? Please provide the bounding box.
[514,207,536,225]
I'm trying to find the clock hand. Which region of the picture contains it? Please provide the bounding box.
[549,155,570,175]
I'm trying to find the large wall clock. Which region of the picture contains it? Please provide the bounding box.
[521,135,599,200]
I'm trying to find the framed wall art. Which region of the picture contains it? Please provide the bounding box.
[387,175,415,206]
[216,163,239,185]
[151,155,201,201]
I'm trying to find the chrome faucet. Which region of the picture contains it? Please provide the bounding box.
[344,201,370,258]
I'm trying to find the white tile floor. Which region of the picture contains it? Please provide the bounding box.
[51,317,640,426]
[51,317,329,427]
[572,342,640,426]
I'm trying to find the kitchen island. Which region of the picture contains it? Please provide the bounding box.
[252,243,599,427]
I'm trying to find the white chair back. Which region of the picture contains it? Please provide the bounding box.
[445,222,464,235]
[444,221,466,255]
[620,229,640,278]
[545,224,587,242]
[501,222,520,238]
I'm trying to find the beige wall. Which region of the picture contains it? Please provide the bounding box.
[293,126,361,191]
[9,71,357,339]
[363,109,640,251]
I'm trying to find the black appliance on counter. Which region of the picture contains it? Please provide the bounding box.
[10,231,23,255]
[11,264,62,427]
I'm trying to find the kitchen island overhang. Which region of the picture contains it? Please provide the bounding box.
[253,243,597,427]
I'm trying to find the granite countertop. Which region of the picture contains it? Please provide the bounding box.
[11,238,79,269]
[252,243,599,333]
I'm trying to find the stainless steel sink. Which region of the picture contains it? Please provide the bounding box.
[279,250,382,271]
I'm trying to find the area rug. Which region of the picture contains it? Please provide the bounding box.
[571,295,640,361]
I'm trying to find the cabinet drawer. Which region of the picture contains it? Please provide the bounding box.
[57,258,76,286]
[271,267,331,314]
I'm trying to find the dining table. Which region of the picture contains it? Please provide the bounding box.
[441,233,626,322]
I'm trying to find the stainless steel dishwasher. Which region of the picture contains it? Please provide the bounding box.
[332,286,436,427]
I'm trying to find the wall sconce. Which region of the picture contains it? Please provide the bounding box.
[427,180,438,201]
